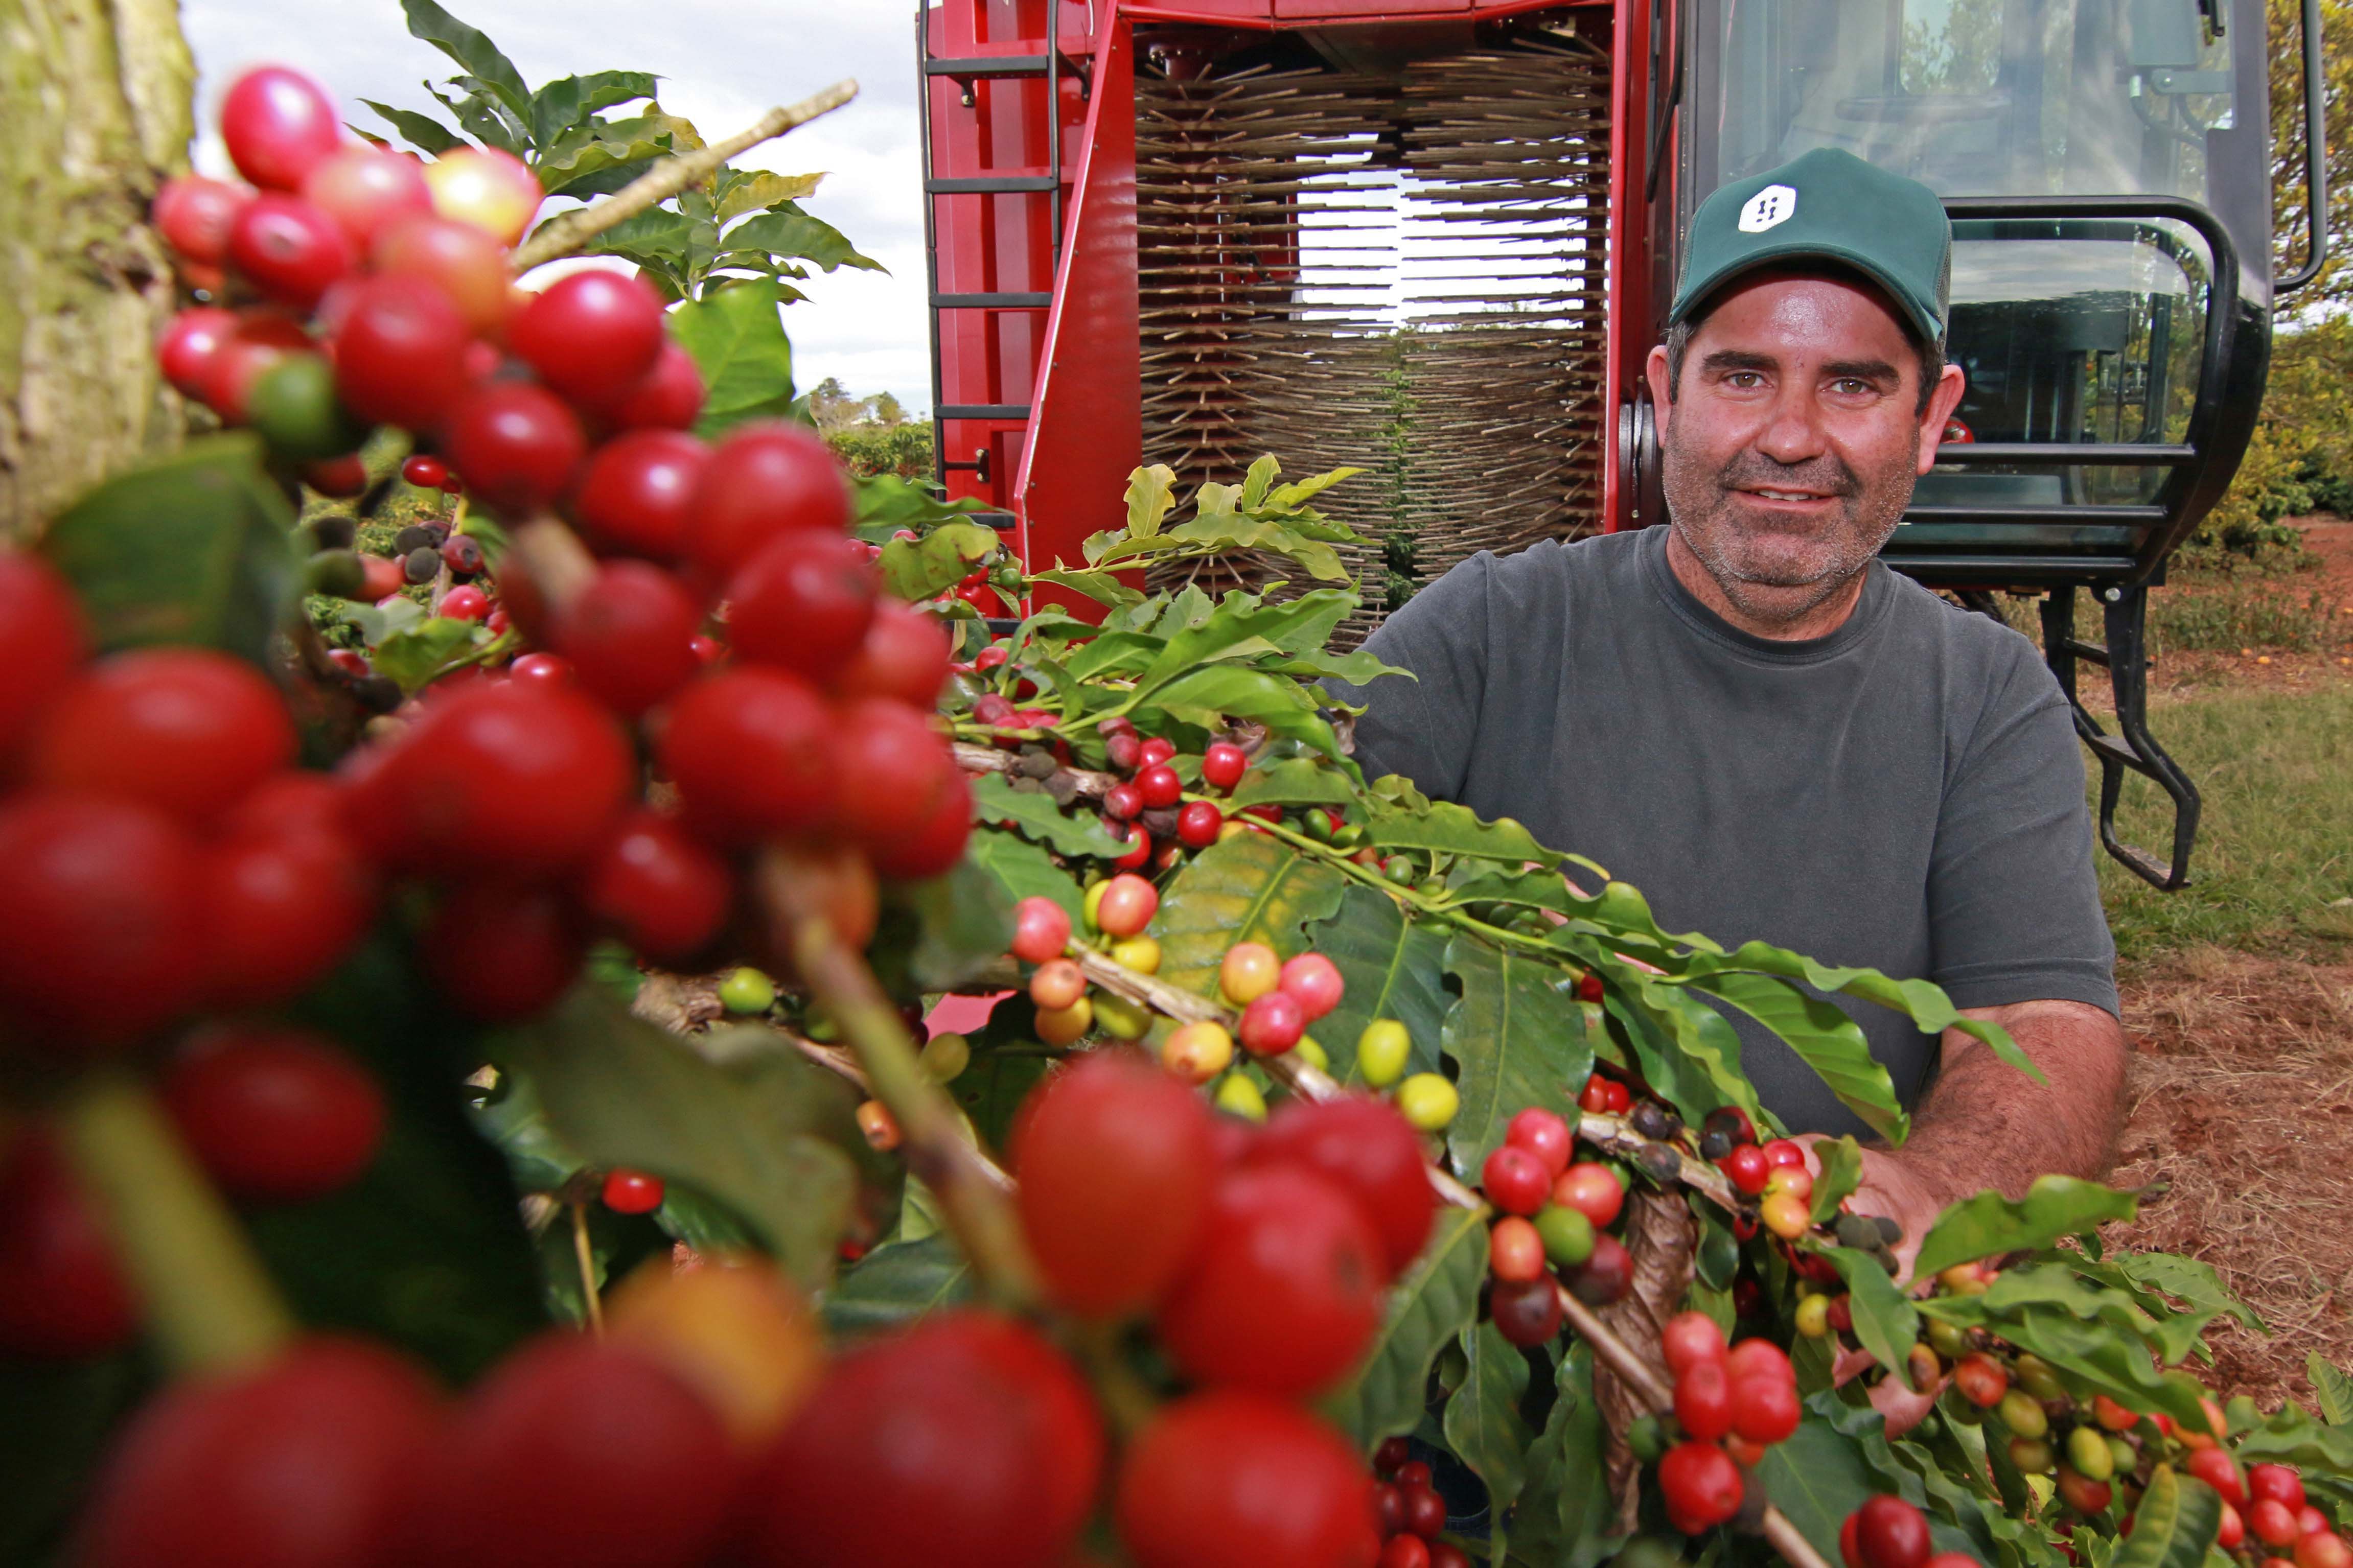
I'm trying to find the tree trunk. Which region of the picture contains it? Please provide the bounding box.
[0,0,193,540]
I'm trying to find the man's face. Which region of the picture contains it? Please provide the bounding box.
[1645,272,1963,626]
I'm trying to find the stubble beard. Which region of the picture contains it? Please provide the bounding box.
[1660,423,1918,628]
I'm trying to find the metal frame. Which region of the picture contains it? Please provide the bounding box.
[2038,585,2201,890]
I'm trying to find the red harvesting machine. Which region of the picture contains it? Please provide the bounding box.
[917,0,2326,886]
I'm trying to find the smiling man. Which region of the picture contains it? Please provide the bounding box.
[1328,149,2128,1263]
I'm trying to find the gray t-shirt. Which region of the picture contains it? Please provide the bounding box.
[1328,525,2118,1138]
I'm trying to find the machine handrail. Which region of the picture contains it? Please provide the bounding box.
[2279,0,2331,291]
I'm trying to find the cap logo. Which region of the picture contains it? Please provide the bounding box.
[1738,184,1797,232]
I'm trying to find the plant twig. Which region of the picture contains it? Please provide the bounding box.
[766,853,1033,1299]
[512,80,859,272]
[570,1201,606,1336]
[57,1070,296,1376]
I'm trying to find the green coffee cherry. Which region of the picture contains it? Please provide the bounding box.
[918,1032,971,1083]
[1396,1072,1458,1131]
[1999,1388,2051,1440]
[1214,1073,1268,1122]
[1356,1019,1411,1087]
[1794,1293,1833,1339]
[1292,1034,1329,1072]
[1535,1204,1595,1267]
[719,967,776,1014]
[1626,1412,1668,1465]
[1925,1318,1970,1359]
[2107,1435,2137,1478]
[1093,993,1151,1040]
[2010,1436,2056,1475]
[2067,1424,2115,1482]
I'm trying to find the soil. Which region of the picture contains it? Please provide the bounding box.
[2106,949,2353,1412]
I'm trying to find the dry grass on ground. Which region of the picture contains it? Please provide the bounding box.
[2106,949,2353,1411]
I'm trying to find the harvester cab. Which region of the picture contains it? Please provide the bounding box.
[919,0,2326,889]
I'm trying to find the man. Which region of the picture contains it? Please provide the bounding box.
[1329,148,2127,1265]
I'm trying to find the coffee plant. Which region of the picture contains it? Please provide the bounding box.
[4,41,2352,1568]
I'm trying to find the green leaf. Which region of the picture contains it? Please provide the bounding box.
[370,617,483,694]
[668,278,796,436]
[1139,665,1339,757]
[723,205,884,273]
[361,98,465,154]
[1689,970,1909,1144]
[2092,1251,2266,1347]
[1810,1136,1865,1224]
[401,0,531,118]
[1827,1245,1924,1389]
[1230,757,1361,813]
[850,473,995,539]
[2312,1355,2353,1425]
[1149,834,1350,1003]
[970,771,1127,859]
[1125,464,1178,537]
[820,1234,973,1337]
[1154,512,1351,580]
[529,71,660,145]
[1595,970,1765,1137]
[40,433,297,666]
[581,205,703,268]
[1366,797,1561,868]
[1912,1177,2141,1280]
[968,827,1082,921]
[535,111,697,198]
[1029,566,1143,606]
[879,521,999,601]
[943,1025,1050,1157]
[1511,1342,1619,1568]
[1306,884,1455,1085]
[1324,1205,1486,1447]
[886,858,1013,991]
[1441,934,1590,1179]
[1241,454,1281,509]
[1060,631,1165,682]
[2232,1397,2353,1470]
[1979,1305,2216,1429]
[2114,1467,2223,1568]
[1442,1321,1533,1554]
[498,986,864,1290]
[1759,1393,1986,1566]
[716,170,825,224]
[652,1183,759,1254]
[1266,465,1367,512]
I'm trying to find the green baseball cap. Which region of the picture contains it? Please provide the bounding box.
[1669,148,1952,346]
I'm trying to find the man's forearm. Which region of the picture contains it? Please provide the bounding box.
[1895,999,2130,1204]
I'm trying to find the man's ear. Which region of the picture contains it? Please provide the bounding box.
[1645,343,1675,441]
[1914,362,1969,476]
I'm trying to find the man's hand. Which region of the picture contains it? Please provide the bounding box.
[1803,998,2128,1286]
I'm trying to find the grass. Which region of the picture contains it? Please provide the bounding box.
[2096,683,2353,963]
[1991,551,2348,659]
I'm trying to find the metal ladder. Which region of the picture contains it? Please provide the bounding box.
[915,1,1089,533]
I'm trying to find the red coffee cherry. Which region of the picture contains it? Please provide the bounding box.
[577,808,732,963]
[420,880,586,1021]
[834,600,952,709]
[601,1169,665,1214]
[1251,1094,1434,1282]
[571,429,709,561]
[161,1026,386,1203]
[442,382,587,516]
[227,193,353,309]
[332,274,470,431]
[157,307,241,399]
[0,795,202,1051]
[78,1338,443,1568]
[1201,740,1248,791]
[1563,1231,1634,1305]
[866,767,971,881]
[1010,895,1072,965]
[604,340,706,430]
[440,583,490,622]
[31,647,293,826]
[725,531,879,683]
[687,421,852,579]
[2254,1500,2305,1548]
[0,550,87,760]
[1402,1480,1447,1538]
[1721,1143,1771,1195]
[1176,799,1224,848]
[1135,762,1182,809]
[1139,737,1176,767]
[2248,1465,2306,1512]
[1951,1352,2009,1407]
[1277,952,1344,1021]
[1491,1274,1565,1348]
[1659,1440,1744,1530]
[372,214,511,335]
[831,696,956,853]
[358,681,630,874]
[0,1130,137,1359]
[1239,989,1306,1056]
[398,1334,737,1568]
[1552,1161,1625,1229]
[1505,1106,1573,1178]
[1383,1534,1433,1568]
[1481,1144,1550,1216]
[657,668,836,846]
[300,145,434,248]
[197,806,376,1009]
[744,1312,1104,1568]
[1156,1162,1384,1397]
[154,175,250,264]
[1661,1309,1729,1378]
[2189,1446,2248,1506]
[1853,1496,1934,1568]
[510,271,666,409]
[1675,1358,1735,1440]
[1116,1391,1378,1568]
[1103,782,1143,821]
[403,454,449,489]
[305,454,368,497]
[553,560,703,718]
[1730,1367,1802,1443]
[1014,1051,1216,1317]
[219,65,344,190]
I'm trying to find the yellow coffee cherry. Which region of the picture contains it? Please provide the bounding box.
[1357,1018,1411,1087]
[1109,936,1161,975]
[1082,878,1109,931]
[1218,942,1281,1005]
[1162,1021,1234,1085]
[1093,993,1151,1040]
[1761,1191,1812,1241]
[1794,1292,1832,1338]
[1035,997,1094,1046]
[605,1254,820,1443]
[1293,1034,1329,1072]
[1397,1071,1458,1131]
[918,1032,970,1082]
[1214,1073,1268,1122]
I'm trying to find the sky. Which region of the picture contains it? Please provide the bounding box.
[180,0,935,409]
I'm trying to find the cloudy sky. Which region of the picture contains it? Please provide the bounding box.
[181,1,934,408]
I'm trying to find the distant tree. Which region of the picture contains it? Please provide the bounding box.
[868,391,906,427]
